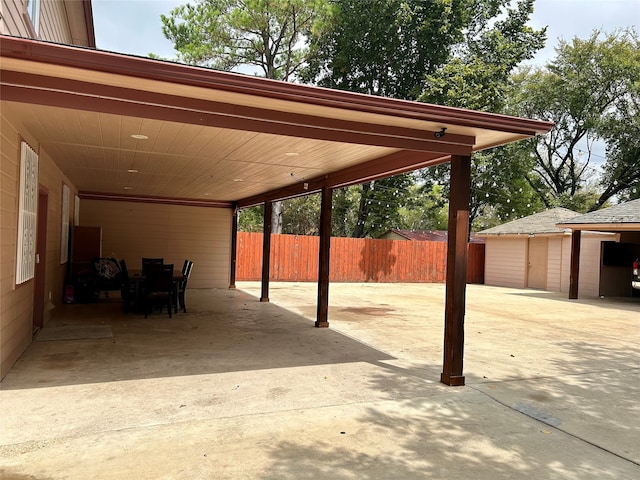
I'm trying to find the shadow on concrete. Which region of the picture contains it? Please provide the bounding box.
[1,288,394,390]
[262,343,640,479]
[508,290,640,313]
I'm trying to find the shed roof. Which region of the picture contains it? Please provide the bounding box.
[478,208,580,236]
[382,229,485,243]
[556,199,640,232]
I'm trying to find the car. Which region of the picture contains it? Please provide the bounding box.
[633,258,640,291]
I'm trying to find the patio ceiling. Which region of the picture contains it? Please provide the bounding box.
[0,36,553,208]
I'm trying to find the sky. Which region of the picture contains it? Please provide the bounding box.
[91,0,639,168]
[92,0,640,65]
[92,0,640,64]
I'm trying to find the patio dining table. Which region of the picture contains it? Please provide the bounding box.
[127,269,185,313]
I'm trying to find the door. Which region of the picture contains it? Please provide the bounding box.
[527,237,548,289]
[33,188,48,331]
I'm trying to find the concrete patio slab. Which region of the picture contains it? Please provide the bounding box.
[1,283,638,479]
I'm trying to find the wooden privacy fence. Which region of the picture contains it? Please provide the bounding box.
[237,232,485,284]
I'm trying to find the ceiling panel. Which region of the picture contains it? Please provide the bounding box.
[4,101,394,202]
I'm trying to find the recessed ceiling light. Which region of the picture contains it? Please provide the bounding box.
[233,178,244,182]
[124,186,133,190]
[127,169,139,173]
[204,193,211,196]
[131,134,148,140]
[285,152,299,156]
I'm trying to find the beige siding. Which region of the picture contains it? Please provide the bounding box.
[1,106,74,379]
[80,200,232,289]
[1,0,73,43]
[546,237,564,292]
[484,237,527,288]
[559,234,616,297]
[0,0,30,37]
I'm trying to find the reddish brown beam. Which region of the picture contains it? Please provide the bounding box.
[316,186,332,328]
[238,151,453,208]
[441,154,471,387]
[229,205,238,289]
[0,36,553,136]
[0,75,475,154]
[260,202,272,302]
[79,192,232,208]
[569,229,581,299]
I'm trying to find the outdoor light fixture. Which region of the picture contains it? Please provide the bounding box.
[434,127,447,139]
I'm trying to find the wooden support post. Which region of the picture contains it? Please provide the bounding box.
[316,186,332,328]
[229,205,238,289]
[260,201,272,302]
[441,154,471,387]
[569,229,581,299]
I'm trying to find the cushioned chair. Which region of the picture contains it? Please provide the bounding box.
[93,257,123,299]
[175,260,193,313]
[144,264,174,318]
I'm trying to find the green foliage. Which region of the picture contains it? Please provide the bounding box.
[509,29,640,211]
[418,0,545,228]
[238,205,264,232]
[303,0,469,99]
[420,0,545,111]
[281,195,321,235]
[159,0,330,80]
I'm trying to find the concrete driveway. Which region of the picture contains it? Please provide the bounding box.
[1,282,638,479]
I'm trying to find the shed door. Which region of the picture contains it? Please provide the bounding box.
[528,237,548,289]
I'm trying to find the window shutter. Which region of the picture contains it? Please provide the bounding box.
[16,141,39,284]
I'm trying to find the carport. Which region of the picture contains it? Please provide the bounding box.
[0,35,552,384]
[557,199,640,299]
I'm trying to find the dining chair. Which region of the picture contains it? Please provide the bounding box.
[119,259,135,312]
[141,257,164,275]
[144,264,174,318]
[176,260,193,313]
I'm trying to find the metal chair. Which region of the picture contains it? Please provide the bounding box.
[144,264,174,318]
[176,260,193,313]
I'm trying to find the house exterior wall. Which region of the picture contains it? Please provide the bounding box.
[80,200,232,289]
[1,0,84,44]
[1,106,74,379]
[546,237,564,292]
[558,234,615,297]
[576,235,603,297]
[484,237,527,288]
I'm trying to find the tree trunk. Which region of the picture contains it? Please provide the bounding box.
[271,200,283,234]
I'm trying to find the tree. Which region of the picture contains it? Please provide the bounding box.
[302,0,469,99]
[302,0,519,236]
[509,30,640,211]
[418,0,546,227]
[160,0,329,80]
[160,0,330,233]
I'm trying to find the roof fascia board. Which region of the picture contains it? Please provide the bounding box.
[0,35,554,137]
[237,150,450,208]
[1,71,474,154]
[556,223,640,232]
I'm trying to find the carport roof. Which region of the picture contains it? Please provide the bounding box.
[478,207,580,236]
[557,199,640,232]
[0,35,553,207]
